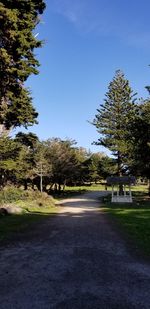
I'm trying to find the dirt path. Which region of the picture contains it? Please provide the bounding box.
[0,191,150,308]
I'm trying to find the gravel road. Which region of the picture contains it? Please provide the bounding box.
[0,191,150,309]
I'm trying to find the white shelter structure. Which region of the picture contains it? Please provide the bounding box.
[106,176,136,203]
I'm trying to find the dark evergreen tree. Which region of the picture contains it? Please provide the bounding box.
[47,138,80,192]
[15,132,39,149]
[128,100,150,194]
[0,0,46,134]
[92,70,137,176]
[0,137,20,187]
[97,156,117,179]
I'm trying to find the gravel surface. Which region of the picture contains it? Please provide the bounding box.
[0,191,150,309]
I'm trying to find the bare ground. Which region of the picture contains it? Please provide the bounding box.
[0,191,150,309]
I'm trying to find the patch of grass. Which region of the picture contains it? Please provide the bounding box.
[66,184,107,191]
[53,188,87,199]
[51,183,148,201]
[0,209,57,242]
[55,184,108,198]
[52,184,108,199]
[132,184,148,192]
[65,183,148,194]
[0,187,58,243]
[102,192,150,258]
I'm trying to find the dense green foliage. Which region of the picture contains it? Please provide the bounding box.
[0,0,46,133]
[129,100,150,177]
[0,134,108,193]
[92,70,137,175]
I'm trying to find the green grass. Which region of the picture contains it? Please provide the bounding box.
[0,203,57,243]
[52,188,87,200]
[52,184,107,199]
[48,183,149,200]
[0,188,58,243]
[132,184,148,192]
[0,212,54,241]
[66,183,148,191]
[102,192,150,258]
[65,184,106,191]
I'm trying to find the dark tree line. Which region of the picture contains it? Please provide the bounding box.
[0,0,114,193]
[0,134,113,192]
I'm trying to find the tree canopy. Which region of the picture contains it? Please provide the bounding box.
[0,0,46,134]
[92,70,137,175]
[0,134,107,192]
[128,100,150,179]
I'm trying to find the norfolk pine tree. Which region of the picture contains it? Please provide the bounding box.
[0,0,46,135]
[128,99,150,195]
[92,70,137,177]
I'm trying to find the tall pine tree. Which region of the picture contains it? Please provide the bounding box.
[0,0,46,135]
[128,99,150,194]
[92,70,137,175]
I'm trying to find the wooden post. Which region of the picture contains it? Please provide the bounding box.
[40,163,43,193]
[112,185,114,199]
[117,185,119,196]
[129,185,132,198]
[124,185,126,196]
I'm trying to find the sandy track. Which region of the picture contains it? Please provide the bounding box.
[0,191,150,308]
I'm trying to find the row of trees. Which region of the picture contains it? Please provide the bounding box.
[1,70,149,193]
[0,0,116,193]
[0,2,150,194]
[0,134,115,192]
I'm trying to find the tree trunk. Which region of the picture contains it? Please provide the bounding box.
[54,183,58,192]
[58,182,61,193]
[148,179,150,197]
[117,151,122,176]
[117,151,123,195]
[49,183,54,191]
[63,180,66,191]
[32,182,34,190]
[0,124,11,137]
[40,174,43,193]
[24,179,28,190]
[40,163,43,193]
[119,183,124,195]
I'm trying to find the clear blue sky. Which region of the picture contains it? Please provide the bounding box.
[16,0,150,154]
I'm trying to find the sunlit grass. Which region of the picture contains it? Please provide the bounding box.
[65,184,108,192]
[65,183,148,193]
[102,192,150,257]
[132,184,148,192]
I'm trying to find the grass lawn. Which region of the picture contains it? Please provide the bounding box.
[0,189,58,243]
[65,183,148,193]
[0,209,56,242]
[52,183,108,199]
[66,184,106,191]
[102,191,150,258]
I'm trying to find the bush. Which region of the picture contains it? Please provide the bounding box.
[0,186,54,206]
[0,187,28,204]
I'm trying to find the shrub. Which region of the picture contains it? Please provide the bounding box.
[0,187,28,204]
[0,186,54,206]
